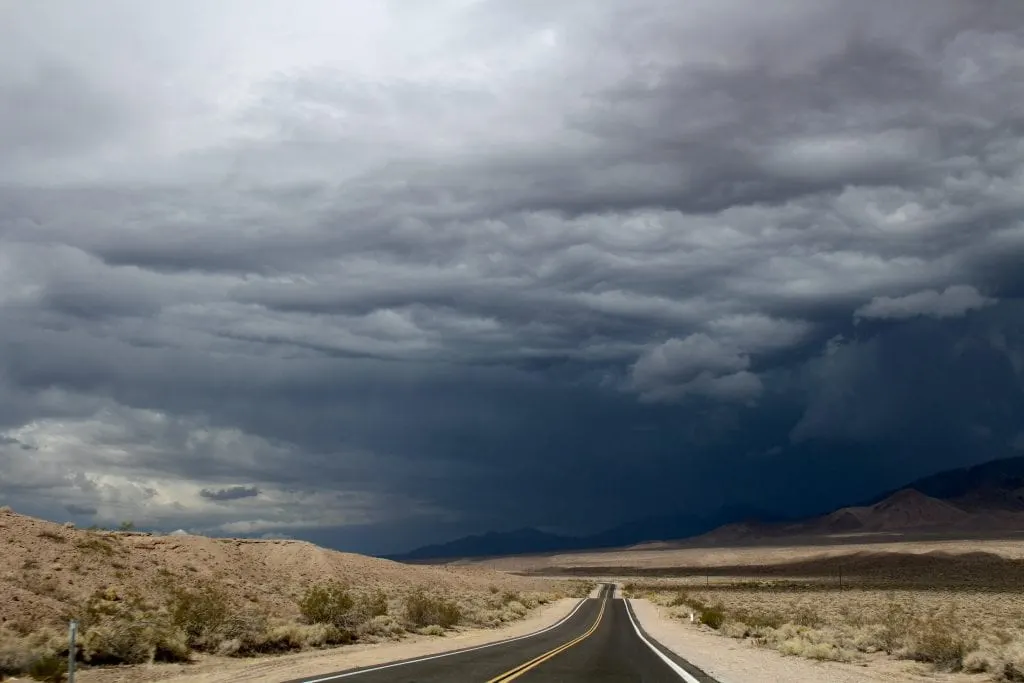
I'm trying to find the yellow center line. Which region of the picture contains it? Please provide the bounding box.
[486,591,608,683]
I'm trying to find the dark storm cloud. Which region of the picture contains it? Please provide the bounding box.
[855,285,995,321]
[0,0,1022,552]
[199,486,261,501]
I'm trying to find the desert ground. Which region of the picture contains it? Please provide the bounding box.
[474,533,1024,682]
[0,507,590,682]
[7,499,1024,683]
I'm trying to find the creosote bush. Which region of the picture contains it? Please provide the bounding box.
[299,582,357,629]
[699,605,725,630]
[907,607,973,671]
[404,590,462,629]
[878,599,914,654]
[26,654,66,683]
[168,584,230,648]
[359,590,389,620]
[78,587,190,665]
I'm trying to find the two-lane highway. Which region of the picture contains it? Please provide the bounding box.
[285,584,721,682]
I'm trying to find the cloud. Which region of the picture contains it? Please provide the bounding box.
[64,503,98,516]
[629,334,762,402]
[0,0,1022,552]
[855,285,996,321]
[199,485,261,501]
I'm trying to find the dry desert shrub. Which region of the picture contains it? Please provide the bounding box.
[403,589,462,629]
[35,530,65,544]
[1000,642,1024,681]
[79,587,191,665]
[25,654,66,683]
[647,582,1003,674]
[699,604,725,630]
[358,614,406,640]
[458,587,564,628]
[166,582,278,655]
[297,581,357,629]
[0,630,40,681]
[358,589,389,620]
[904,605,973,671]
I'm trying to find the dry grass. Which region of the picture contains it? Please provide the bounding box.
[625,573,1024,678]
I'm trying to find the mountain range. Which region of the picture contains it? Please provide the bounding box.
[699,455,1024,543]
[392,455,1024,561]
[390,506,791,562]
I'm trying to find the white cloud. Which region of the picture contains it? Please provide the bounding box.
[0,401,441,533]
[629,334,762,402]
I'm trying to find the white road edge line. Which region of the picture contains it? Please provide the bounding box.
[302,596,591,682]
[623,599,702,683]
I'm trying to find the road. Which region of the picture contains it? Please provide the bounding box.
[283,584,721,682]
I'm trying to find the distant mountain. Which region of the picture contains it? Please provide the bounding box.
[393,456,1024,561]
[699,487,1024,543]
[696,456,1024,543]
[392,528,585,561]
[584,513,706,549]
[391,505,796,561]
[866,455,1024,511]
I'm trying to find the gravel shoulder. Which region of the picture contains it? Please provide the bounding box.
[74,598,581,683]
[628,599,980,683]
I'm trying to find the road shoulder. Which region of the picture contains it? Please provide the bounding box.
[627,599,979,683]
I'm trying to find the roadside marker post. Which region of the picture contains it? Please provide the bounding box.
[68,620,77,683]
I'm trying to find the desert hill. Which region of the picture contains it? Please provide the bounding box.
[0,505,585,677]
[0,506,569,630]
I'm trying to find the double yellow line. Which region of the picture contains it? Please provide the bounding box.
[486,590,608,682]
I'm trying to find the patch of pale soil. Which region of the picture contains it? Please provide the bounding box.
[628,599,981,683]
[75,598,581,683]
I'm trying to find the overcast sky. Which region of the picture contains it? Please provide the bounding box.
[1,0,1023,554]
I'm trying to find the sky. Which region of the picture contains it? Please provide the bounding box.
[1,0,1023,554]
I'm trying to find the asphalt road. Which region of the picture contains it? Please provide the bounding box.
[285,584,721,683]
